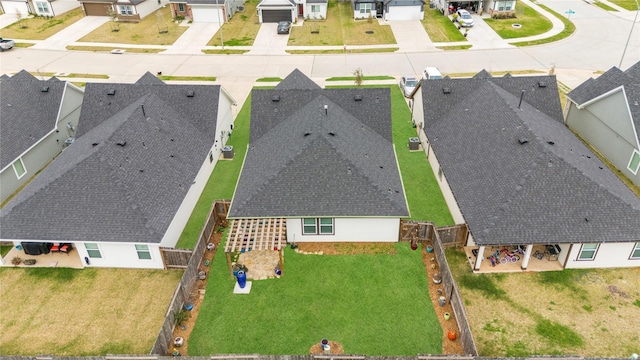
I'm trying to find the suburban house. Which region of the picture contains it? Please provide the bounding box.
[483,0,515,16]
[432,0,512,16]
[351,0,423,20]
[0,0,79,17]
[256,0,295,22]
[0,73,236,269]
[410,71,640,272]
[564,61,640,188]
[227,69,410,245]
[169,0,245,23]
[79,0,169,21]
[299,0,327,20]
[0,70,84,205]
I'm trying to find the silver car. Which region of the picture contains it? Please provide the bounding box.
[400,76,419,97]
[456,9,474,27]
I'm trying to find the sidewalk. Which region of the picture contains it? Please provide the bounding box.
[31,16,109,50]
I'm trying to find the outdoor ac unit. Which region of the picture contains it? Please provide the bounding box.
[222,146,234,159]
[409,137,420,151]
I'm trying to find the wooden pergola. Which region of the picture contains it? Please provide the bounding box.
[224,218,287,279]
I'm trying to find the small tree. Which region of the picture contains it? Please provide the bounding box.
[107,6,119,32]
[353,68,364,87]
[16,10,27,29]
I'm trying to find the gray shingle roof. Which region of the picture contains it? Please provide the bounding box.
[228,75,409,219]
[421,73,640,246]
[0,70,67,169]
[275,69,322,91]
[567,61,640,145]
[0,77,221,244]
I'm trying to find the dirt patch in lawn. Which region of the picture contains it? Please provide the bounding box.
[296,242,396,255]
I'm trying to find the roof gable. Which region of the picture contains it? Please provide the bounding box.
[421,74,640,246]
[135,71,166,85]
[0,70,68,168]
[275,69,322,91]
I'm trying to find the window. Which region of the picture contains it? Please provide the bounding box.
[628,150,640,175]
[178,3,185,12]
[12,158,26,179]
[578,243,598,260]
[36,1,49,13]
[85,243,102,258]
[302,218,334,235]
[359,3,372,14]
[119,5,134,15]
[437,167,443,181]
[311,4,320,12]
[631,243,640,260]
[135,244,152,260]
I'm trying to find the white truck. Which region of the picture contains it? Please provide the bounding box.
[0,38,16,51]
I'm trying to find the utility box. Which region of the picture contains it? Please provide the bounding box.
[409,137,420,151]
[222,146,234,159]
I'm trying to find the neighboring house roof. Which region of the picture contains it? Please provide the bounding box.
[567,61,640,145]
[0,70,67,170]
[383,0,424,6]
[0,74,221,244]
[420,72,640,246]
[228,70,409,219]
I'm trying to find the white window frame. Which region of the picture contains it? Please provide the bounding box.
[578,243,598,261]
[119,5,134,15]
[359,3,372,14]
[36,1,49,13]
[630,242,640,260]
[627,149,640,175]
[135,244,152,260]
[311,4,320,12]
[12,158,27,179]
[302,218,334,235]
[85,243,102,258]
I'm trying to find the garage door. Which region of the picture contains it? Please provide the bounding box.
[261,9,292,22]
[83,2,111,16]
[1,1,30,16]
[385,5,423,20]
[191,5,224,23]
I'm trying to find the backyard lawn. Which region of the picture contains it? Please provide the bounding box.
[78,7,187,45]
[289,0,396,46]
[484,1,553,39]
[0,267,182,355]
[188,243,441,355]
[447,248,640,356]
[0,7,84,40]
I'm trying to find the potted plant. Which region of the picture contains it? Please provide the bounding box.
[11,256,22,265]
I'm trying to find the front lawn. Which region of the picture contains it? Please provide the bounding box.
[608,0,639,10]
[0,8,84,40]
[0,267,182,355]
[188,243,441,355]
[208,0,260,46]
[484,1,552,39]
[289,0,396,46]
[422,9,467,42]
[78,7,187,45]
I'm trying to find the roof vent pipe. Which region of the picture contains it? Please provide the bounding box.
[324,104,328,115]
[518,90,525,109]
[141,104,146,117]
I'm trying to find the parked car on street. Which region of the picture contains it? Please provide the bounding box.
[455,9,474,27]
[399,75,419,97]
[0,38,15,51]
[277,21,291,34]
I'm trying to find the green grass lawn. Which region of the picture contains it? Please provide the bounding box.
[510,4,576,47]
[422,9,467,42]
[188,243,441,355]
[78,7,187,45]
[608,0,639,10]
[289,0,395,46]
[0,8,84,40]
[484,1,553,39]
[593,1,619,11]
[208,0,260,46]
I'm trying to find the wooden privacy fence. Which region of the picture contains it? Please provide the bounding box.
[150,200,231,355]
[161,248,192,269]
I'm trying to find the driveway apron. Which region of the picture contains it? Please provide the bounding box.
[162,22,220,55]
[31,16,109,50]
[248,23,289,55]
[0,13,21,29]
[387,20,436,52]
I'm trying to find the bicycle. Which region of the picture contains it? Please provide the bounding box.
[499,248,520,264]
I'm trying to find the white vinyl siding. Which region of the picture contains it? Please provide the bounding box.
[578,243,598,261]
[12,158,27,179]
[85,243,102,258]
[135,244,152,260]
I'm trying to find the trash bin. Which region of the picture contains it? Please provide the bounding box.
[236,270,247,288]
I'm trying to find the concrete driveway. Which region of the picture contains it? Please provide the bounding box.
[248,23,289,55]
[0,13,21,29]
[31,16,109,50]
[387,21,436,52]
[162,22,220,55]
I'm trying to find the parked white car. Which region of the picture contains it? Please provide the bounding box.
[455,9,474,27]
[399,76,419,97]
[422,67,443,80]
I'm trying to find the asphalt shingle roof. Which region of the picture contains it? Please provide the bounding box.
[0,75,221,244]
[420,73,640,246]
[228,71,409,219]
[0,70,67,169]
[568,61,640,144]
